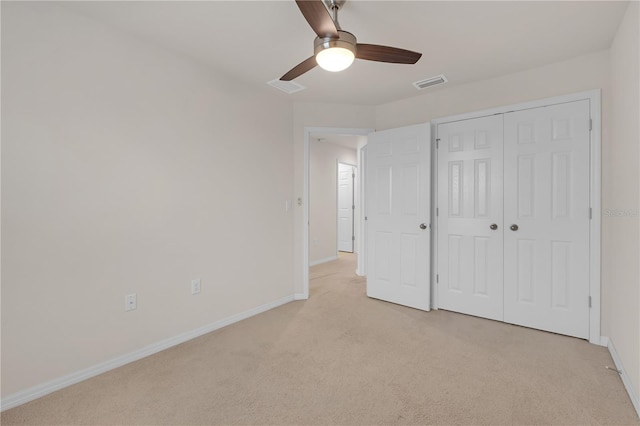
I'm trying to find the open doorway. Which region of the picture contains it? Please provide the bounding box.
[309,133,360,265]
[302,127,372,299]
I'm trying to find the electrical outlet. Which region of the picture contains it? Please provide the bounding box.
[191,279,201,295]
[125,294,137,312]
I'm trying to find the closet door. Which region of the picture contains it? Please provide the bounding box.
[503,100,591,339]
[437,115,504,320]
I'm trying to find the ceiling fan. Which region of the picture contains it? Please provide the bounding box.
[280,0,422,81]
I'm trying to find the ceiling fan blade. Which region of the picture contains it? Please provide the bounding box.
[280,56,318,81]
[356,44,422,64]
[295,0,339,39]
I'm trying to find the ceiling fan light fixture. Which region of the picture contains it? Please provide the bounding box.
[316,47,355,72]
[314,30,356,72]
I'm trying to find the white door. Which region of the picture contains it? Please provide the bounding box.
[503,100,591,339]
[437,115,504,320]
[366,124,431,311]
[338,162,355,253]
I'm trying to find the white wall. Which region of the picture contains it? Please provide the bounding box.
[309,141,357,263]
[293,103,375,296]
[1,2,293,399]
[376,50,611,131]
[609,1,640,402]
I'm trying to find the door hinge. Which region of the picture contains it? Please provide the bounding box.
[589,119,593,131]
[589,207,592,219]
[436,138,441,149]
[365,216,368,221]
[352,174,355,178]
[436,274,439,283]
[352,236,355,241]
[436,207,439,217]
[589,296,592,308]
[352,205,355,210]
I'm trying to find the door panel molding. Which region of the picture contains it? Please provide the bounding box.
[436,114,504,321]
[503,100,591,339]
[432,89,601,344]
[366,123,431,311]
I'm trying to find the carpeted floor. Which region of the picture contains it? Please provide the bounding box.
[2,252,639,425]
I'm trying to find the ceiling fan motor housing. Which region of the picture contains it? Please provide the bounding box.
[314,30,357,57]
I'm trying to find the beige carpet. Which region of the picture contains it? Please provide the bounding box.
[3,252,639,425]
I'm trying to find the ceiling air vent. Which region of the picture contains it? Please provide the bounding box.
[413,74,448,90]
[267,79,306,94]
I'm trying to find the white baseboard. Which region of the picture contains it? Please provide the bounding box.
[1,294,295,412]
[309,255,337,267]
[606,337,640,418]
[294,293,308,300]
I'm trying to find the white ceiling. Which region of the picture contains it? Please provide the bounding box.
[65,1,628,106]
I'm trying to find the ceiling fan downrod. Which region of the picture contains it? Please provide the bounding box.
[325,0,345,31]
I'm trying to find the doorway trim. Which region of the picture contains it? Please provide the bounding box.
[431,89,601,344]
[302,127,373,300]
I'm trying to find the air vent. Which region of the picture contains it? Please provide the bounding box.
[267,79,306,94]
[413,74,448,90]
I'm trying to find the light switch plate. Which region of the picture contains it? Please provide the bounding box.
[125,294,137,312]
[191,279,201,295]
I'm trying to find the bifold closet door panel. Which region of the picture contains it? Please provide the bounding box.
[503,100,591,339]
[437,115,504,321]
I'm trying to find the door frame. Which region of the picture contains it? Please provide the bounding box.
[302,127,373,299]
[431,89,602,344]
[336,161,357,254]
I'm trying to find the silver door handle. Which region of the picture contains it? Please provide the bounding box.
[510,224,519,231]
[490,224,498,230]
[420,223,427,230]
